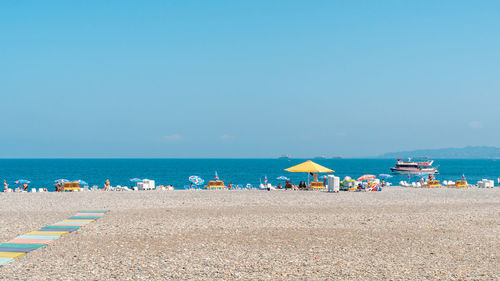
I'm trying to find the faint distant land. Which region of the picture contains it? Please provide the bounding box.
[278,154,291,159]
[315,155,343,159]
[380,146,500,159]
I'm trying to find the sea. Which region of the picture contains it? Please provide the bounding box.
[1,159,499,191]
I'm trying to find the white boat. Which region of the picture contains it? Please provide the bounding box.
[390,157,439,175]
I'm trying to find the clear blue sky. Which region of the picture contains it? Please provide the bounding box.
[1,0,499,158]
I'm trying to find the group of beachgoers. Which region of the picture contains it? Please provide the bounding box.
[3,179,109,193]
[2,180,43,192]
[3,174,498,193]
[2,178,178,193]
[3,180,30,192]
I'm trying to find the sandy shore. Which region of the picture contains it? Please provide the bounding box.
[0,187,498,280]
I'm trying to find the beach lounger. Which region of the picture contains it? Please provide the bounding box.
[310,181,325,190]
[206,181,226,189]
[63,182,81,192]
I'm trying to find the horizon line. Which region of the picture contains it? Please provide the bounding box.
[0,157,496,160]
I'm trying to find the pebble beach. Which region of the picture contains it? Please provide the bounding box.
[0,187,499,280]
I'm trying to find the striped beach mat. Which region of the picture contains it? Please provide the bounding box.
[0,210,108,266]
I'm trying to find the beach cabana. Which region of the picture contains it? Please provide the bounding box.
[284,160,334,189]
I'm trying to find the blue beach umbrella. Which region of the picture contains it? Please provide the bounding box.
[189,176,204,186]
[130,178,143,183]
[319,175,330,180]
[15,179,30,185]
[55,179,69,184]
[276,176,290,181]
[74,180,88,186]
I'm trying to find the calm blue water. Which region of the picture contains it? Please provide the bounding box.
[0,159,499,191]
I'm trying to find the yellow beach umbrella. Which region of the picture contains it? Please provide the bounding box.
[284,160,334,185]
[285,160,334,173]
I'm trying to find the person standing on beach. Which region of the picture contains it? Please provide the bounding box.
[104,179,110,191]
[3,180,8,191]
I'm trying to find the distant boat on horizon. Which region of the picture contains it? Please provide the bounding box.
[278,154,291,160]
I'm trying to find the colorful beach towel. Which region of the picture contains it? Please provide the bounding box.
[0,210,108,266]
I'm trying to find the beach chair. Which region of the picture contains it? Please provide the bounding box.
[63,182,81,192]
[310,181,325,190]
[423,180,441,188]
[206,181,226,190]
[31,188,37,193]
[450,180,468,188]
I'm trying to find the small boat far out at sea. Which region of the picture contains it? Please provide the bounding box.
[390,157,439,175]
[278,154,291,160]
